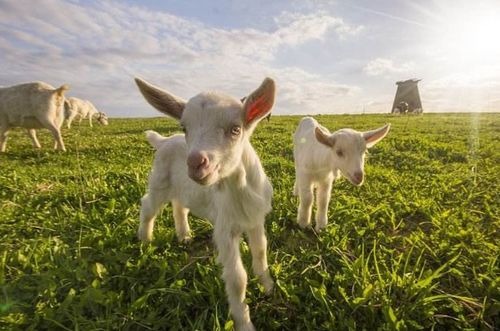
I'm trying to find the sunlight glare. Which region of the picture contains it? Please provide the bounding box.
[440,6,500,65]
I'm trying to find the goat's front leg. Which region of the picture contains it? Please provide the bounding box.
[297,177,314,229]
[315,176,333,232]
[246,224,273,294]
[214,224,254,331]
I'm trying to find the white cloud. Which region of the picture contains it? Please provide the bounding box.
[0,0,363,116]
[275,11,363,45]
[422,67,500,112]
[363,58,414,76]
[272,67,360,114]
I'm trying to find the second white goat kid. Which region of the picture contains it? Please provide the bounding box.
[293,117,390,232]
[135,77,276,331]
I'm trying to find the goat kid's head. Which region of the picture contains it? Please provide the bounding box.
[315,124,390,186]
[135,77,276,186]
[97,112,109,126]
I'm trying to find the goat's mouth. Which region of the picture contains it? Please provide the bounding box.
[189,164,220,186]
[347,174,364,186]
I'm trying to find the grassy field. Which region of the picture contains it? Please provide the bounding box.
[0,113,498,330]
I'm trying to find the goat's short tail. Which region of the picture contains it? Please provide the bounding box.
[55,84,70,96]
[145,130,167,149]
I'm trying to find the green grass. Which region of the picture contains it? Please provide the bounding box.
[0,113,498,330]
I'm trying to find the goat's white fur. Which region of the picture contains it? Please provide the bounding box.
[135,77,276,331]
[64,97,108,128]
[293,117,390,231]
[0,81,68,152]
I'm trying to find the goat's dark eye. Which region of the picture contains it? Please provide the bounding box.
[231,126,241,136]
[336,149,344,157]
[181,126,187,134]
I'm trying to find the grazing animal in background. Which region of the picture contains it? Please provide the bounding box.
[135,77,276,331]
[393,101,409,114]
[64,97,108,129]
[0,81,69,152]
[293,117,390,231]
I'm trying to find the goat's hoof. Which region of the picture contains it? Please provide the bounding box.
[297,219,311,229]
[177,234,192,244]
[314,226,323,233]
[314,224,326,232]
[314,219,328,232]
[259,272,274,295]
[264,281,274,295]
[137,230,152,243]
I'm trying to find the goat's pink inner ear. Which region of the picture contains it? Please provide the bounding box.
[315,127,334,147]
[243,78,275,125]
[245,94,273,123]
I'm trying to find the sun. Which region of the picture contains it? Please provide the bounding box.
[436,3,500,66]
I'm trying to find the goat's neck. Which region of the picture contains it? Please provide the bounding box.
[215,140,272,226]
[219,140,265,192]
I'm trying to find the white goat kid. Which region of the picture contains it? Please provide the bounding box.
[0,81,68,152]
[135,77,276,331]
[64,97,108,129]
[293,117,390,232]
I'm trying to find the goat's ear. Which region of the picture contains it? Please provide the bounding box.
[315,127,335,147]
[363,123,390,148]
[242,77,275,126]
[135,78,186,120]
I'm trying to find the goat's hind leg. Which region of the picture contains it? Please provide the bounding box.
[27,129,41,149]
[138,189,169,242]
[39,118,65,151]
[172,200,191,243]
[0,126,9,152]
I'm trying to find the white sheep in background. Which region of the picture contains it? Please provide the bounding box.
[293,117,390,232]
[135,77,276,331]
[64,97,108,128]
[0,81,68,152]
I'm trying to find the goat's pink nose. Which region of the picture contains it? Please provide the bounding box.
[187,152,209,170]
[354,171,364,183]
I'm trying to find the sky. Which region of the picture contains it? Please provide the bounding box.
[1,0,500,117]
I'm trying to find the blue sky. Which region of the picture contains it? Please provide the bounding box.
[1,0,499,117]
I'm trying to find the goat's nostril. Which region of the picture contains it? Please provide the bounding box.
[198,156,209,169]
[200,156,207,166]
[187,152,210,171]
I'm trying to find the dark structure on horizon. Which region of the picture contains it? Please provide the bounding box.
[391,79,423,114]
